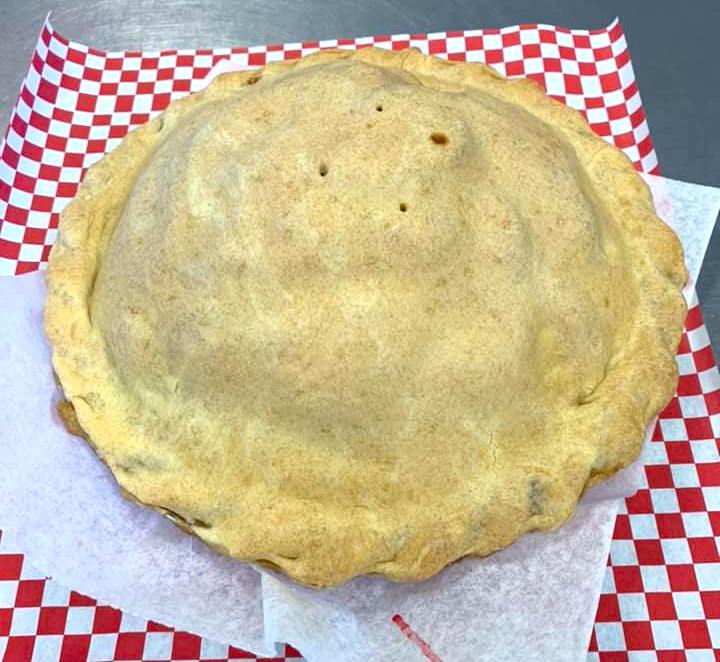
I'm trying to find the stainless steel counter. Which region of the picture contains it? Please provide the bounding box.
[2,1,718,347]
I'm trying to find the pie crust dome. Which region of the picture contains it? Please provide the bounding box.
[45,48,687,587]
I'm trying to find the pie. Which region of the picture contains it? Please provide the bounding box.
[45,47,687,587]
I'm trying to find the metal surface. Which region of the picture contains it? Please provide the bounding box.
[1,0,719,346]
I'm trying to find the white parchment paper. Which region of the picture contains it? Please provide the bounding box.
[1,175,718,661]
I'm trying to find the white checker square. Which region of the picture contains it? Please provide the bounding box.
[581,77,602,97]
[0,639,5,661]
[618,61,636,87]
[158,54,178,68]
[539,42,560,59]
[194,54,214,68]
[42,63,62,85]
[138,68,159,82]
[142,632,174,660]
[708,619,720,648]
[673,591,705,619]
[200,638,229,658]
[691,439,719,462]
[651,620,683,649]
[174,66,194,79]
[686,651,716,662]
[601,566,616,593]
[33,635,63,660]
[82,152,105,169]
[9,607,39,635]
[711,414,720,438]
[0,221,26,243]
[66,137,89,153]
[587,654,600,662]
[642,442,668,465]
[661,538,692,564]
[640,565,670,592]
[676,353,697,375]
[503,45,523,61]
[45,228,58,245]
[611,34,628,56]
[102,69,122,83]
[629,514,659,540]
[118,81,140,95]
[596,57,620,75]
[94,95,116,114]
[60,166,84,183]
[63,60,85,78]
[594,622,625,651]
[609,116,633,136]
[443,37,465,54]
[5,126,25,153]
[16,156,41,178]
[543,72,565,95]
[649,488,679,513]
[671,463,700,488]
[132,95,153,114]
[41,148,65,167]
[319,39,339,48]
[575,47,595,63]
[660,418,687,441]
[8,187,32,208]
[555,31,574,47]
[610,540,638,566]
[39,581,70,607]
[23,66,41,95]
[695,563,720,590]
[65,606,95,634]
[688,325,711,351]
[519,29,540,45]
[34,178,59,197]
[483,34,502,50]
[153,78,174,94]
[119,610,147,631]
[53,196,71,213]
[628,652,658,662]
[18,244,44,262]
[703,487,720,510]
[79,80,101,96]
[522,59,545,75]
[603,89,627,107]
[25,210,52,228]
[0,256,18,275]
[0,581,17,607]
[24,124,49,149]
[14,98,31,123]
[560,59,580,75]
[87,633,118,661]
[265,50,287,64]
[48,118,72,138]
[408,40,429,54]
[617,593,649,621]
[426,31,447,41]
[699,367,720,393]
[563,94,586,111]
[0,160,16,185]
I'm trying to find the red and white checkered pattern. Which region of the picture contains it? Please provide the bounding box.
[1,15,718,662]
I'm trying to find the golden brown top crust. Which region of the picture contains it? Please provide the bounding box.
[45,48,687,587]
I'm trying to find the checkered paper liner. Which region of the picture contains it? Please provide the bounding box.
[0,15,718,662]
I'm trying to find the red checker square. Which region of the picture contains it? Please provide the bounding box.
[11,114,27,138]
[635,539,665,565]
[70,124,90,138]
[0,179,9,200]
[608,22,623,41]
[0,240,21,261]
[227,645,257,658]
[83,67,103,82]
[622,621,654,650]
[595,594,621,621]
[694,346,716,372]
[152,93,172,111]
[667,443,693,465]
[501,31,520,47]
[607,104,627,120]
[626,489,653,513]
[685,306,704,331]
[613,514,632,539]
[704,390,720,414]
[522,44,541,58]
[505,61,525,77]
[656,513,686,538]
[543,58,562,72]
[484,49,503,65]
[286,643,303,657]
[677,374,702,396]
[141,57,159,69]
[0,608,12,636]
[172,79,192,93]
[559,46,575,60]
[23,228,47,245]
[92,605,122,633]
[464,36,483,50]
[51,107,73,123]
[76,93,97,112]
[616,50,631,68]
[195,48,213,56]
[93,114,112,126]
[115,95,135,112]
[87,140,107,153]
[41,245,52,261]
[598,654,630,662]
[66,48,87,65]
[46,134,68,151]
[613,566,644,593]
[248,53,267,66]
[114,631,146,660]
[391,40,410,51]
[59,74,81,91]
[679,619,712,649]
[59,634,91,662]
[13,172,36,193]
[428,39,446,54]
[573,34,591,48]
[646,465,673,488]
[697,463,720,486]
[446,53,466,62]
[171,631,202,659]
[136,82,155,95]
[600,73,622,92]
[284,50,302,61]
[579,62,597,76]
[69,591,95,607]
[588,628,597,651]
[37,78,59,103]
[685,417,713,439]
[676,488,706,512]
[129,113,150,126]
[700,591,720,618]
[3,636,35,660]
[593,46,613,60]
[120,69,139,82]
[689,538,720,563]
[157,68,174,80]
[4,205,29,226]
[176,54,194,66]
[2,143,20,169]
[613,131,635,149]
[668,564,699,591]
[31,51,44,74]
[105,57,123,70]
[15,579,45,607]
[147,620,173,632]
[63,153,85,168]
[539,29,556,44]
[646,592,677,619]
[629,107,646,128]
[16,261,41,274]
[30,195,54,213]
[37,606,68,635]
[109,125,130,139]
[657,653,686,662]
[57,182,79,198]
[660,397,682,419]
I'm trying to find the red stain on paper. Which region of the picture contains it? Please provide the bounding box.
[392,613,443,661]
